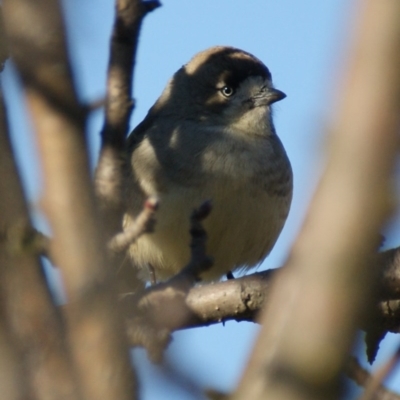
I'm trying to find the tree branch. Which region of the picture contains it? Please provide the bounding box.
[0,43,80,399]
[101,0,161,148]
[3,1,138,399]
[95,0,161,298]
[121,246,400,336]
[346,357,400,400]
[232,0,400,398]
[95,0,161,235]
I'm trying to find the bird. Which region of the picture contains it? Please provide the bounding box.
[124,46,292,283]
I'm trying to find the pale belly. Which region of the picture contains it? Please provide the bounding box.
[129,179,290,281]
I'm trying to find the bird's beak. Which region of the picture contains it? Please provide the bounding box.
[252,88,286,107]
[265,88,286,105]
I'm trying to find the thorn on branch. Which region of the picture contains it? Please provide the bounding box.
[365,328,387,364]
[142,1,162,14]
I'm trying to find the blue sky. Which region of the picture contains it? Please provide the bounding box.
[3,1,400,399]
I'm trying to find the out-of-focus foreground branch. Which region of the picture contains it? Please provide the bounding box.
[0,54,80,400]
[231,1,400,400]
[2,1,138,400]
[346,357,400,400]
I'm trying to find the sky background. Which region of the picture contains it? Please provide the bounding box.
[3,1,400,399]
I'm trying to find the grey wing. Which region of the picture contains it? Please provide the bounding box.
[126,109,157,153]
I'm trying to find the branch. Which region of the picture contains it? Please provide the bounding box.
[346,357,400,400]
[0,7,8,70]
[358,346,400,400]
[95,0,161,237]
[0,44,79,399]
[3,1,138,399]
[378,248,400,300]
[231,1,400,399]
[95,0,161,298]
[101,0,161,147]
[0,326,27,400]
[120,245,400,337]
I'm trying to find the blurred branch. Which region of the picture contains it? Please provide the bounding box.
[0,326,27,400]
[0,67,79,398]
[346,357,400,400]
[359,347,400,400]
[0,7,8,70]
[0,224,51,259]
[2,1,138,399]
[231,0,400,399]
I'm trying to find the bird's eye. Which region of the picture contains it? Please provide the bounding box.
[220,86,235,97]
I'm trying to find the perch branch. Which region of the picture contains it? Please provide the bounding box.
[122,246,400,336]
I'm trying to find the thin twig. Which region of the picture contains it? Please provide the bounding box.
[359,348,400,400]
[108,196,158,253]
[346,356,400,400]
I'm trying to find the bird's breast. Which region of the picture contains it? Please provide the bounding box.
[129,125,292,280]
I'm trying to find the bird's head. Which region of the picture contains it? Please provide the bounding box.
[153,46,286,136]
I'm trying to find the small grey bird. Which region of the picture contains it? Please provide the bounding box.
[124,46,292,282]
